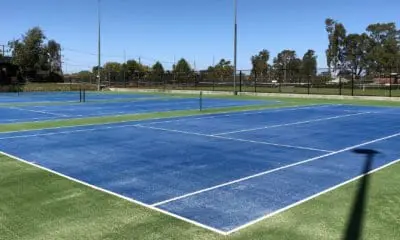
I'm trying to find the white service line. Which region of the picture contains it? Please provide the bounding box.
[151,131,400,207]
[8,106,70,117]
[213,136,334,153]
[142,104,340,126]
[212,112,371,136]
[226,157,400,235]
[134,125,332,153]
[0,151,228,236]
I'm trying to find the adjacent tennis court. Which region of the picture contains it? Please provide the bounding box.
[1,104,399,234]
[0,95,274,123]
[0,91,160,103]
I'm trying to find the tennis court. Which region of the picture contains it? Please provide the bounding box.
[0,91,161,103]
[0,95,273,123]
[0,104,399,235]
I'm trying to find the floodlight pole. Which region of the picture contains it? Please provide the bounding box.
[233,0,237,94]
[97,0,101,91]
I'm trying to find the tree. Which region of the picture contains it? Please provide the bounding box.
[273,50,301,82]
[345,33,369,76]
[251,49,270,77]
[103,62,122,73]
[126,59,141,73]
[7,27,63,81]
[325,18,347,74]
[8,27,47,75]
[301,49,317,77]
[76,71,93,82]
[366,23,400,73]
[213,59,234,81]
[173,58,192,74]
[152,61,164,74]
[47,39,62,73]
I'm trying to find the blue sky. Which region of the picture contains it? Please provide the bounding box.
[1,0,399,73]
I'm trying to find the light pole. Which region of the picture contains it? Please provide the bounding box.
[97,0,101,91]
[233,0,237,94]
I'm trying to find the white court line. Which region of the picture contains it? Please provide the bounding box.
[226,157,400,235]
[0,116,60,123]
[0,151,228,236]
[134,125,333,153]
[151,131,400,207]
[213,136,333,153]
[8,106,70,117]
[212,112,371,136]
[142,104,341,126]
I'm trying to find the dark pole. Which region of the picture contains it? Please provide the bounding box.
[97,0,101,91]
[339,76,342,95]
[351,73,355,96]
[254,72,257,93]
[199,91,203,111]
[239,70,242,92]
[213,77,215,91]
[233,0,237,95]
[308,75,311,95]
[390,72,396,97]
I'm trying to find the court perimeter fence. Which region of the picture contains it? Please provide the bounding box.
[68,68,399,98]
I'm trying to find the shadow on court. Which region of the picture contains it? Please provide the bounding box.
[343,149,380,240]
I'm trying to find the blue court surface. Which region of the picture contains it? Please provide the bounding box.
[0,91,161,103]
[0,104,399,234]
[0,97,273,123]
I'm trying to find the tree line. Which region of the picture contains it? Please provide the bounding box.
[5,27,62,82]
[325,19,400,77]
[4,18,400,84]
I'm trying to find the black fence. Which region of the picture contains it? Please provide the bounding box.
[72,68,400,98]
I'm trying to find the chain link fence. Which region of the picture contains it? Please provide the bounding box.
[71,68,400,97]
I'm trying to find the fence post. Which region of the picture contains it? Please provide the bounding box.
[339,76,342,95]
[279,80,282,93]
[254,72,257,93]
[213,77,215,91]
[351,73,355,96]
[239,71,242,92]
[123,70,126,88]
[390,72,395,97]
[307,75,311,95]
[137,73,139,88]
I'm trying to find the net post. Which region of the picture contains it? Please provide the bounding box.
[239,70,242,92]
[199,91,203,111]
[79,88,82,102]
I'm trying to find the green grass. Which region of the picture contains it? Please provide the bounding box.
[0,94,400,239]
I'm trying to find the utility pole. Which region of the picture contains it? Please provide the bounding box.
[97,0,102,91]
[233,0,238,94]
